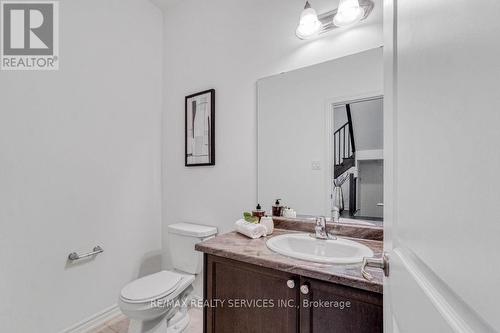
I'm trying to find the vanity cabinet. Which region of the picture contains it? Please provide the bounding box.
[204,254,299,333]
[203,254,382,333]
[299,277,382,333]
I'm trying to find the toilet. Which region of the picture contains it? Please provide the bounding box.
[119,223,217,333]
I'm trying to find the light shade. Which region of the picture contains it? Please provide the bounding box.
[295,2,321,40]
[333,0,365,27]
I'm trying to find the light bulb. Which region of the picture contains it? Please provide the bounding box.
[333,0,364,27]
[296,1,321,40]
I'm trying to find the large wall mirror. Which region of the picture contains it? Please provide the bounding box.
[257,47,384,223]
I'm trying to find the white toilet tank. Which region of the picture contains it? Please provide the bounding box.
[167,223,217,274]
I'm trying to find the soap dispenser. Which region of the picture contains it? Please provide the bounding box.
[272,199,283,217]
[252,204,265,221]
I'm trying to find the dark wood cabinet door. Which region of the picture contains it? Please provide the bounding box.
[299,277,383,333]
[204,254,299,333]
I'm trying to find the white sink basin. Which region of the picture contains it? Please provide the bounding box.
[266,233,373,264]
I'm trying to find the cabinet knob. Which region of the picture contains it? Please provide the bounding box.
[300,284,309,295]
[286,279,295,289]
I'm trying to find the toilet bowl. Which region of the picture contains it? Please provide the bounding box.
[119,270,194,333]
[119,223,217,333]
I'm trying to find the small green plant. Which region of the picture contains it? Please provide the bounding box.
[243,212,259,223]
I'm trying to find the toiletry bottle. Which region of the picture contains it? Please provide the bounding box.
[282,206,289,217]
[282,207,297,218]
[260,215,274,235]
[272,199,283,217]
[252,204,265,221]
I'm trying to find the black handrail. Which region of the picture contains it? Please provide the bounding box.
[346,104,356,154]
[333,104,356,167]
[333,122,348,136]
[334,122,354,166]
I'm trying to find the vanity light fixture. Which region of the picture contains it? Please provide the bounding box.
[295,1,322,40]
[333,0,365,27]
[295,0,374,40]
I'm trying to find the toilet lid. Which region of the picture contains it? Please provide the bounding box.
[120,271,182,302]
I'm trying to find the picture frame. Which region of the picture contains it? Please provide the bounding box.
[185,89,215,166]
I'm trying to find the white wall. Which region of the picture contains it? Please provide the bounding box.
[257,49,383,216]
[352,98,384,150]
[161,0,383,266]
[335,98,384,151]
[358,159,383,218]
[0,1,163,332]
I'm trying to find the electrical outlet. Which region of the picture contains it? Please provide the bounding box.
[311,161,321,170]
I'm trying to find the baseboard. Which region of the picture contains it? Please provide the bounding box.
[59,304,122,333]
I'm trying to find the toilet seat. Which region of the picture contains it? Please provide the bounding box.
[118,270,195,324]
[120,271,183,304]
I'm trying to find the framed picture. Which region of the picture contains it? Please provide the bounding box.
[185,89,215,166]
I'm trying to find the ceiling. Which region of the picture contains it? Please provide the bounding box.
[150,0,343,12]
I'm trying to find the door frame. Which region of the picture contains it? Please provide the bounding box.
[383,0,397,331]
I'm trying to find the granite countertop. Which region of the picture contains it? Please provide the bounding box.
[273,217,383,241]
[195,228,383,294]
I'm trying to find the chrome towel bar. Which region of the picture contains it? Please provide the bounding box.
[68,246,103,261]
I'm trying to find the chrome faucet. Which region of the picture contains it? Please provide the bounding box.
[313,216,337,240]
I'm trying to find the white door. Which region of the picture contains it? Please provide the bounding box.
[383,0,500,332]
